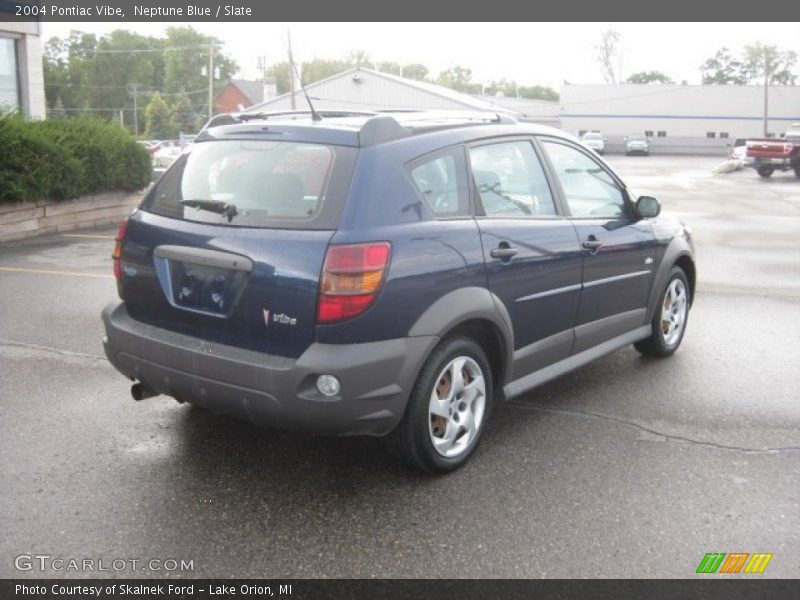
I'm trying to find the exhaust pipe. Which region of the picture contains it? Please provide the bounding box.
[131,382,158,401]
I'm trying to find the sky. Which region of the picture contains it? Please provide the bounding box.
[40,22,800,90]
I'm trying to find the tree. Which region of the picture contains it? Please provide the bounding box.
[625,70,674,84]
[301,58,351,85]
[170,89,197,134]
[517,85,559,101]
[437,66,481,94]
[596,29,620,84]
[163,26,237,119]
[740,43,797,85]
[401,64,428,81]
[145,92,172,138]
[700,47,746,84]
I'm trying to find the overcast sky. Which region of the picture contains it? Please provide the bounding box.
[41,22,800,90]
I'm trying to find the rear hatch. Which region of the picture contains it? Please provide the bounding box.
[118,137,356,358]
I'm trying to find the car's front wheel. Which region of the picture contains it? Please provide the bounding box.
[385,337,493,474]
[635,267,690,357]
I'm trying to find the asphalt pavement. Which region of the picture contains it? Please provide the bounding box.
[1,156,798,578]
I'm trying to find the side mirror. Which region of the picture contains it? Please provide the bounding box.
[636,196,661,219]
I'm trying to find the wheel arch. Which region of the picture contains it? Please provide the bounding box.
[408,287,514,390]
[646,237,696,322]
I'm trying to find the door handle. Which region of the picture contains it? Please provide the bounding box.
[490,246,518,260]
[582,237,603,251]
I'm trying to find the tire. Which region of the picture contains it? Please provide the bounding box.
[384,336,493,474]
[757,166,774,178]
[635,267,691,358]
[794,166,800,179]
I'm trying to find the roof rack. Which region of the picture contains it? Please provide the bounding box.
[202,109,518,147]
[204,110,378,129]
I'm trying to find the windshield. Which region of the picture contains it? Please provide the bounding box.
[141,140,343,228]
[628,134,646,141]
[583,133,602,140]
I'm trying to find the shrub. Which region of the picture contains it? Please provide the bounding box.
[0,113,151,204]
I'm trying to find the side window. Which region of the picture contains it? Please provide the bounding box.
[408,150,468,217]
[541,140,627,218]
[468,141,557,217]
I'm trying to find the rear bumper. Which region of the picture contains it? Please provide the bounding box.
[751,156,792,167]
[102,302,438,436]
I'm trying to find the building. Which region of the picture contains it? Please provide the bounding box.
[244,67,522,117]
[0,18,45,119]
[215,77,277,113]
[560,84,800,153]
[472,94,560,128]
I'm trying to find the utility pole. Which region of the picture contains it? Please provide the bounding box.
[208,43,215,120]
[763,46,769,137]
[287,30,296,110]
[126,83,140,136]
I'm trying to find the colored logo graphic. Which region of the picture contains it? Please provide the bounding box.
[696,552,773,574]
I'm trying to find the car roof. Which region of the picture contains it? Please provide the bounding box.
[198,110,573,148]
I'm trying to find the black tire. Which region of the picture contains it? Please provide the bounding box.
[384,336,493,474]
[635,267,691,358]
[794,166,800,179]
[757,166,774,178]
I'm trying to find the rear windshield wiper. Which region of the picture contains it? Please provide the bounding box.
[180,199,238,223]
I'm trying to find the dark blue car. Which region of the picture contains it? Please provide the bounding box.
[103,111,695,473]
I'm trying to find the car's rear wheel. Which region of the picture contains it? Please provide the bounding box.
[794,166,800,179]
[385,336,493,474]
[634,267,690,357]
[757,166,774,178]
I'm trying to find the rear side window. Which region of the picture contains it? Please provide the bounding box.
[141,140,351,229]
[408,149,469,217]
[468,140,557,217]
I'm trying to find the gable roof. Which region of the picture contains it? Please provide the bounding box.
[230,79,265,105]
[243,67,521,116]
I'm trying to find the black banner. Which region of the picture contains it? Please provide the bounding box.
[3,579,800,600]
[1,0,800,22]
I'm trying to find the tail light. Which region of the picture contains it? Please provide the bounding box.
[112,217,129,280]
[317,242,391,324]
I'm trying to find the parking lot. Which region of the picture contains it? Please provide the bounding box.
[1,155,799,578]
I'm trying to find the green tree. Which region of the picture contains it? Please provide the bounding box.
[145,92,172,138]
[170,89,197,134]
[625,70,674,84]
[517,85,559,101]
[301,58,351,85]
[401,63,428,81]
[437,66,481,94]
[740,43,797,85]
[700,47,746,84]
[163,26,237,118]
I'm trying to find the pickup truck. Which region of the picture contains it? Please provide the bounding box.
[745,123,800,178]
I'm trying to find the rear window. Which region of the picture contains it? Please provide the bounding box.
[141,140,352,229]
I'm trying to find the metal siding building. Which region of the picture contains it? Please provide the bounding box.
[244,67,521,116]
[560,84,800,144]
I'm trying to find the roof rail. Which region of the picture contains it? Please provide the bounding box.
[203,110,379,130]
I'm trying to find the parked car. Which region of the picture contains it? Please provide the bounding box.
[581,131,605,155]
[625,133,650,156]
[103,111,696,473]
[745,124,800,178]
[152,140,184,168]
